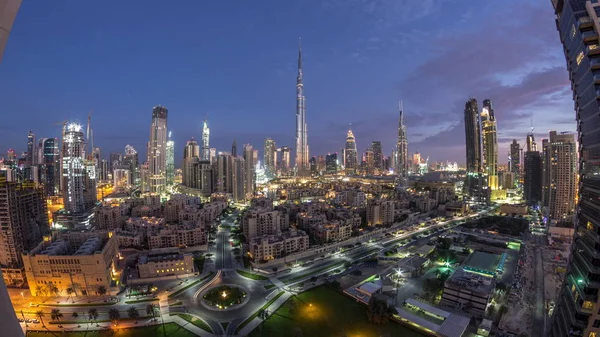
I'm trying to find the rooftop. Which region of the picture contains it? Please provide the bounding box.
[445,268,496,294]
[463,251,501,277]
[396,298,470,337]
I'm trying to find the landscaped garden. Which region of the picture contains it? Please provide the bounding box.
[26,322,198,337]
[248,286,425,337]
[202,285,246,309]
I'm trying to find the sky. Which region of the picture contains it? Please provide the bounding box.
[0,0,575,166]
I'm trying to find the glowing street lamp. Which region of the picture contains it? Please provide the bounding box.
[222,291,227,298]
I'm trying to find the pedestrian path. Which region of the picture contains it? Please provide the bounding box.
[269,277,286,289]
[237,292,292,336]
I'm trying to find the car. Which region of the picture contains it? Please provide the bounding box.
[32,319,40,324]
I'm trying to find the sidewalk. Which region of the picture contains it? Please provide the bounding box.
[237,292,292,336]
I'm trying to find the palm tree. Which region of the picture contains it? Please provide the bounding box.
[65,287,74,303]
[71,312,79,319]
[127,306,140,322]
[35,285,45,297]
[35,310,45,327]
[96,285,107,301]
[108,308,121,325]
[88,308,99,326]
[50,309,63,324]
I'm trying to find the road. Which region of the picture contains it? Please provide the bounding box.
[531,245,545,337]
[13,205,499,336]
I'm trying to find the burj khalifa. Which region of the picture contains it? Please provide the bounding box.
[295,38,309,175]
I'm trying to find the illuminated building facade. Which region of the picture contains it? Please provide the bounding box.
[481,99,498,190]
[232,156,246,202]
[217,153,233,193]
[524,131,542,207]
[243,144,255,199]
[166,132,175,186]
[396,103,408,184]
[542,131,577,220]
[62,123,86,213]
[201,119,210,161]
[372,140,383,174]
[279,146,291,175]
[26,130,36,180]
[123,145,139,184]
[264,138,277,177]
[148,105,168,194]
[464,98,486,200]
[295,39,309,175]
[38,137,59,196]
[326,153,337,174]
[510,139,520,181]
[344,129,358,175]
[182,138,200,188]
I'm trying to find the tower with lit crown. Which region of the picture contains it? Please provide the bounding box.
[344,129,358,175]
[148,105,168,194]
[481,99,498,190]
[396,102,408,184]
[166,132,175,186]
[295,38,309,175]
[202,119,210,161]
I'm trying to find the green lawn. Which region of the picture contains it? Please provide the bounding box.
[177,313,213,333]
[248,286,425,337]
[26,322,198,337]
[235,291,284,333]
[124,298,158,304]
[236,269,269,280]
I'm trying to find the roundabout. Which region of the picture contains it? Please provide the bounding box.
[200,284,250,311]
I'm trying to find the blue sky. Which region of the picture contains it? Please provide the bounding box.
[0,0,575,165]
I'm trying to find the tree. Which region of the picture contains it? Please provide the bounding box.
[366,297,396,325]
[328,280,341,291]
[272,267,278,273]
[46,282,59,297]
[50,309,63,323]
[66,287,74,303]
[35,285,45,297]
[96,285,107,300]
[71,312,79,319]
[35,310,45,327]
[88,308,99,326]
[108,308,121,325]
[127,306,140,321]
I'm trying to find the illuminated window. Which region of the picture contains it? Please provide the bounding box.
[572,24,577,39]
[583,300,594,310]
[589,332,597,337]
[577,51,585,65]
[588,221,594,231]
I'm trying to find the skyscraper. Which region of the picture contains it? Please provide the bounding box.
[26,130,35,166]
[182,138,200,188]
[326,153,337,174]
[280,146,292,175]
[481,99,498,190]
[201,119,210,161]
[309,156,317,175]
[523,133,542,208]
[62,123,86,213]
[166,132,175,186]
[542,131,577,220]
[232,140,237,158]
[217,153,233,193]
[264,138,277,177]
[148,105,168,194]
[295,38,309,175]
[509,139,520,180]
[365,147,374,176]
[344,129,358,175]
[232,156,246,202]
[243,144,255,199]
[123,145,139,184]
[38,137,59,196]
[396,102,408,183]
[464,98,482,173]
[371,141,383,174]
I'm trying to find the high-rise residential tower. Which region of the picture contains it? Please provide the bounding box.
[344,129,358,175]
[524,128,543,207]
[123,145,139,184]
[396,103,408,183]
[264,138,277,177]
[166,132,175,186]
[542,131,577,220]
[148,105,168,194]
[232,140,237,158]
[38,137,59,196]
[295,38,309,175]
[62,123,86,213]
[464,98,482,173]
[202,119,210,161]
[371,141,383,174]
[26,130,35,166]
[481,99,498,190]
[243,144,255,199]
[279,146,292,175]
[509,139,520,181]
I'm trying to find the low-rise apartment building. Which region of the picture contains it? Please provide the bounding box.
[148,223,207,249]
[248,229,309,261]
[311,221,352,244]
[23,231,118,296]
[137,249,194,279]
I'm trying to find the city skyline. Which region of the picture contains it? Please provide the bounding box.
[0,0,575,164]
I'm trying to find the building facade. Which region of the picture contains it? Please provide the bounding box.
[543,131,577,220]
[481,99,498,190]
[148,106,168,194]
[344,129,358,175]
[295,39,309,175]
